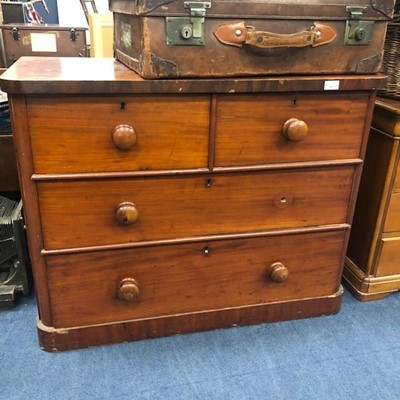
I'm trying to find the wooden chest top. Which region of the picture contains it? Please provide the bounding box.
[0,56,386,94]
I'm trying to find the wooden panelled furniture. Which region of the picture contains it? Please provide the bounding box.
[0,133,18,192]
[0,67,18,192]
[0,57,385,351]
[0,24,87,67]
[345,97,400,301]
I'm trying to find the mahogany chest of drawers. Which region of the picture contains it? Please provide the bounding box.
[0,57,383,351]
[345,97,400,301]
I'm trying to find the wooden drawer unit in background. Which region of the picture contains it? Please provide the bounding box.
[0,24,87,67]
[345,97,400,301]
[0,133,19,192]
[0,57,384,351]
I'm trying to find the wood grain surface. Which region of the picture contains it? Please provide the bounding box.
[37,167,355,250]
[215,93,369,166]
[27,95,210,174]
[46,229,346,327]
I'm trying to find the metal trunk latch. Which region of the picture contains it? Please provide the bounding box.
[344,6,374,45]
[166,1,211,46]
[10,27,20,41]
[69,28,78,42]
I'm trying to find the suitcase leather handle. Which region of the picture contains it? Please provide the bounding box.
[214,21,337,49]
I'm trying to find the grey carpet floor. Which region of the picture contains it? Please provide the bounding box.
[1,287,400,400]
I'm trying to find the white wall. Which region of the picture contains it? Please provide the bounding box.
[57,0,109,27]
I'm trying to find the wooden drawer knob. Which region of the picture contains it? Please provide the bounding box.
[115,202,139,225]
[112,124,137,150]
[282,118,308,142]
[118,278,140,301]
[269,262,289,283]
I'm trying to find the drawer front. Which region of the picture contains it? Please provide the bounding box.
[393,167,400,192]
[392,160,400,192]
[46,230,346,328]
[27,95,210,174]
[215,93,369,167]
[384,192,400,233]
[376,237,400,277]
[38,167,355,250]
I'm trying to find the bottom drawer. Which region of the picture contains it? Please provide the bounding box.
[46,230,346,328]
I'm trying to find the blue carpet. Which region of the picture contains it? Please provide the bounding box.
[1,288,400,400]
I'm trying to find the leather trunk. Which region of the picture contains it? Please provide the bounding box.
[110,0,396,79]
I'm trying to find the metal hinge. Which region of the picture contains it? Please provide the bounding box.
[166,1,211,46]
[344,5,375,45]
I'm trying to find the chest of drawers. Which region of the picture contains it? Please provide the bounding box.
[345,97,400,301]
[1,57,383,351]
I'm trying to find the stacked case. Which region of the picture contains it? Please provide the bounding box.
[110,0,395,78]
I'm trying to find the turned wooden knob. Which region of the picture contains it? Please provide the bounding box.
[118,278,140,301]
[282,118,308,142]
[269,262,289,283]
[112,124,137,150]
[115,202,139,225]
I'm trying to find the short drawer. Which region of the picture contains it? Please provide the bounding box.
[384,192,400,233]
[214,93,369,167]
[393,170,400,192]
[376,237,400,277]
[392,161,400,192]
[38,167,355,250]
[46,230,346,328]
[27,95,210,174]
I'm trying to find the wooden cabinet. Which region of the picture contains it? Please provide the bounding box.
[0,134,18,192]
[0,68,18,193]
[1,24,87,67]
[0,57,383,351]
[345,97,400,300]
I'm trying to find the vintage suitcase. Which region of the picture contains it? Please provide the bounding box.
[0,24,87,67]
[110,0,396,79]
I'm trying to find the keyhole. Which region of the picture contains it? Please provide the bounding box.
[181,26,192,39]
[120,102,126,111]
[355,28,365,41]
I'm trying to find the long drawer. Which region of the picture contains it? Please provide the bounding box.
[38,167,355,250]
[27,95,210,174]
[46,229,346,328]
